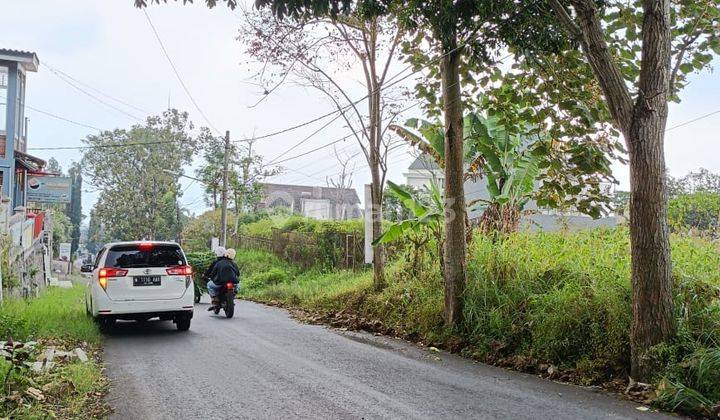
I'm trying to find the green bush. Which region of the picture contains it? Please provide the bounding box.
[0,285,101,344]
[235,249,290,274]
[186,251,216,297]
[244,268,288,291]
[668,192,720,234]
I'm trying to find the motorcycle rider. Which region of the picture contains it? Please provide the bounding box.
[206,247,240,311]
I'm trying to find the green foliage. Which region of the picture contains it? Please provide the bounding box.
[374,181,443,256]
[182,209,239,252]
[235,249,291,275]
[0,285,101,345]
[83,109,203,241]
[237,227,720,412]
[244,268,289,291]
[186,251,216,297]
[668,192,720,234]
[1,358,109,418]
[51,211,72,257]
[0,234,19,290]
[0,312,27,342]
[67,161,83,257]
[382,183,419,222]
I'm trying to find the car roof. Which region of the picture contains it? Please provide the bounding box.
[103,241,181,248]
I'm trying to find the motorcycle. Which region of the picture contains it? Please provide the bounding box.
[212,282,236,318]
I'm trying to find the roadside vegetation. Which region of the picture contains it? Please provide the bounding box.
[0,285,109,418]
[236,222,720,417]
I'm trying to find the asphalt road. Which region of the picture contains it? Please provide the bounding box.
[104,300,672,420]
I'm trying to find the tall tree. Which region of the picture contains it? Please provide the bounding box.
[45,158,63,175]
[83,109,202,241]
[390,1,560,326]
[326,146,356,220]
[195,129,224,209]
[231,139,280,215]
[240,8,405,290]
[543,0,719,380]
[134,0,560,323]
[67,162,83,257]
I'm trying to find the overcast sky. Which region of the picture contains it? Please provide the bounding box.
[2,0,718,220]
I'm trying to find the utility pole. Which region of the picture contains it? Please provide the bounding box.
[220,130,230,248]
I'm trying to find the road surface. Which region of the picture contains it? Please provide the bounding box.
[104,300,671,419]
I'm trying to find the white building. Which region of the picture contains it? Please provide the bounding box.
[403,155,618,231]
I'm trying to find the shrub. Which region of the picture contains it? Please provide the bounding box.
[668,192,720,234]
[186,251,216,297]
[235,249,290,275]
[0,285,101,344]
[236,227,720,414]
[244,268,288,290]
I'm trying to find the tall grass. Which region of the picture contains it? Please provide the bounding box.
[0,285,101,345]
[237,226,720,414]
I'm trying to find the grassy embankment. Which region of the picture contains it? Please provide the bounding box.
[236,227,720,416]
[0,285,109,418]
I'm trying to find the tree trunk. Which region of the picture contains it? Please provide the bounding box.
[368,21,386,291]
[552,0,676,380]
[370,155,386,291]
[628,0,675,380]
[441,34,467,328]
[369,85,386,290]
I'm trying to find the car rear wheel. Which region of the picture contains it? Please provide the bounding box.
[176,315,191,331]
[97,317,116,333]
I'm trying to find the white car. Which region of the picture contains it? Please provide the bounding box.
[84,241,194,332]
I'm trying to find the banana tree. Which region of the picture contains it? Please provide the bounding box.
[373,180,444,275]
[390,111,543,235]
[464,113,542,234]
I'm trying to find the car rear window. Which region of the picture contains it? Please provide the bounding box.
[105,244,186,268]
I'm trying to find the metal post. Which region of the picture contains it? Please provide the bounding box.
[220,130,230,248]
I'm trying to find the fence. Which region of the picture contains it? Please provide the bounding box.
[231,228,365,270]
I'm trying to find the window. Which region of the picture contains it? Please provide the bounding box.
[303,199,331,220]
[93,248,106,269]
[15,71,25,143]
[105,244,186,268]
[0,66,7,133]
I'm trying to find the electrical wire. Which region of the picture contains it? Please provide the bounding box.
[45,65,144,121]
[43,62,152,115]
[143,9,221,135]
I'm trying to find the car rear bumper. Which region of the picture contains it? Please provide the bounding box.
[91,285,194,317]
[98,310,193,321]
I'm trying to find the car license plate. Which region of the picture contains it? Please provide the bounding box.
[133,276,161,286]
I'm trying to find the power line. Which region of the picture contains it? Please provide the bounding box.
[265,111,346,165]
[28,139,193,151]
[666,109,720,131]
[17,103,107,132]
[43,62,152,115]
[24,3,528,151]
[143,9,221,135]
[45,65,145,122]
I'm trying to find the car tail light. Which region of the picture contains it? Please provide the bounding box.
[138,242,154,251]
[166,265,192,276]
[98,268,128,290]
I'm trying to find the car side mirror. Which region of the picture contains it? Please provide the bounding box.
[81,264,93,273]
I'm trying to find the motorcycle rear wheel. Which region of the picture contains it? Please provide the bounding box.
[224,293,235,319]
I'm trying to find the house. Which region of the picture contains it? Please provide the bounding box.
[404,154,618,231]
[1,49,45,209]
[257,183,362,220]
[0,49,58,296]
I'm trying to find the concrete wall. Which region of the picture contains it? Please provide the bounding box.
[522,214,620,232]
